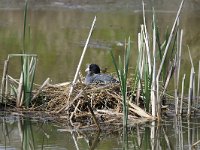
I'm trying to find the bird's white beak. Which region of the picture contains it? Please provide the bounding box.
[85,67,89,72]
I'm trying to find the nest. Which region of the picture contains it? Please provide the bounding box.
[30,82,153,129]
[34,83,120,111]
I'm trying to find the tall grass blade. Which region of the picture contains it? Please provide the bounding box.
[144,61,151,112]
[111,38,131,128]
[23,0,28,53]
[132,34,141,93]
[160,28,170,81]
[125,37,131,80]
[118,55,127,126]
[110,50,120,81]
[21,56,37,107]
[155,22,162,61]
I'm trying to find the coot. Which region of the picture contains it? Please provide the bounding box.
[85,64,118,84]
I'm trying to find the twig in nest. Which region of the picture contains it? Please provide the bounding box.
[86,101,101,131]
[32,78,50,101]
[55,89,84,113]
[70,98,82,126]
[129,101,153,119]
[192,140,200,149]
[83,89,101,131]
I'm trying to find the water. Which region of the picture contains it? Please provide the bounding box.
[0,115,200,150]
[0,0,200,149]
[0,0,200,84]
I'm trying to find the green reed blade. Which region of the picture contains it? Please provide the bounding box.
[125,37,131,80]
[110,50,120,82]
[23,0,28,53]
[144,61,150,112]
[20,55,37,107]
[110,38,131,127]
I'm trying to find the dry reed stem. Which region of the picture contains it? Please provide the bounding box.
[192,140,200,149]
[142,1,151,74]
[96,109,144,124]
[7,75,19,84]
[162,65,174,96]
[157,0,185,80]
[136,31,143,105]
[187,48,195,116]
[31,78,50,101]
[156,78,161,120]
[128,101,153,119]
[16,73,23,107]
[87,102,101,131]
[1,60,9,103]
[176,29,183,89]
[180,74,185,114]
[156,0,185,119]
[175,89,179,115]
[151,17,156,117]
[48,82,70,87]
[5,75,8,98]
[66,16,96,109]
[197,61,200,104]
[61,89,84,112]
[188,68,194,116]
[70,99,81,125]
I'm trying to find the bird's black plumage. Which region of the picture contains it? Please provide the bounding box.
[85,64,118,85]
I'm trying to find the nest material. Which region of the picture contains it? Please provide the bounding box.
[30,82,153,128]
[0,80,153,129]
[35,83,122,112]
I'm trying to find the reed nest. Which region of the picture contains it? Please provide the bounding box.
[30,82,153,128]
[44,83,122,112]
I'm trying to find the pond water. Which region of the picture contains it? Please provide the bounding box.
[0,0,200,149]
[0,115,200,150]
[0,0,199,84]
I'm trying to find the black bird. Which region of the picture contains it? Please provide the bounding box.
[85,64,119,85]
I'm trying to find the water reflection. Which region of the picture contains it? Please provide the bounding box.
[0,116,200,149]
[20,118,35,150]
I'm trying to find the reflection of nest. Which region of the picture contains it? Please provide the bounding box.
[31,82,153,128]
